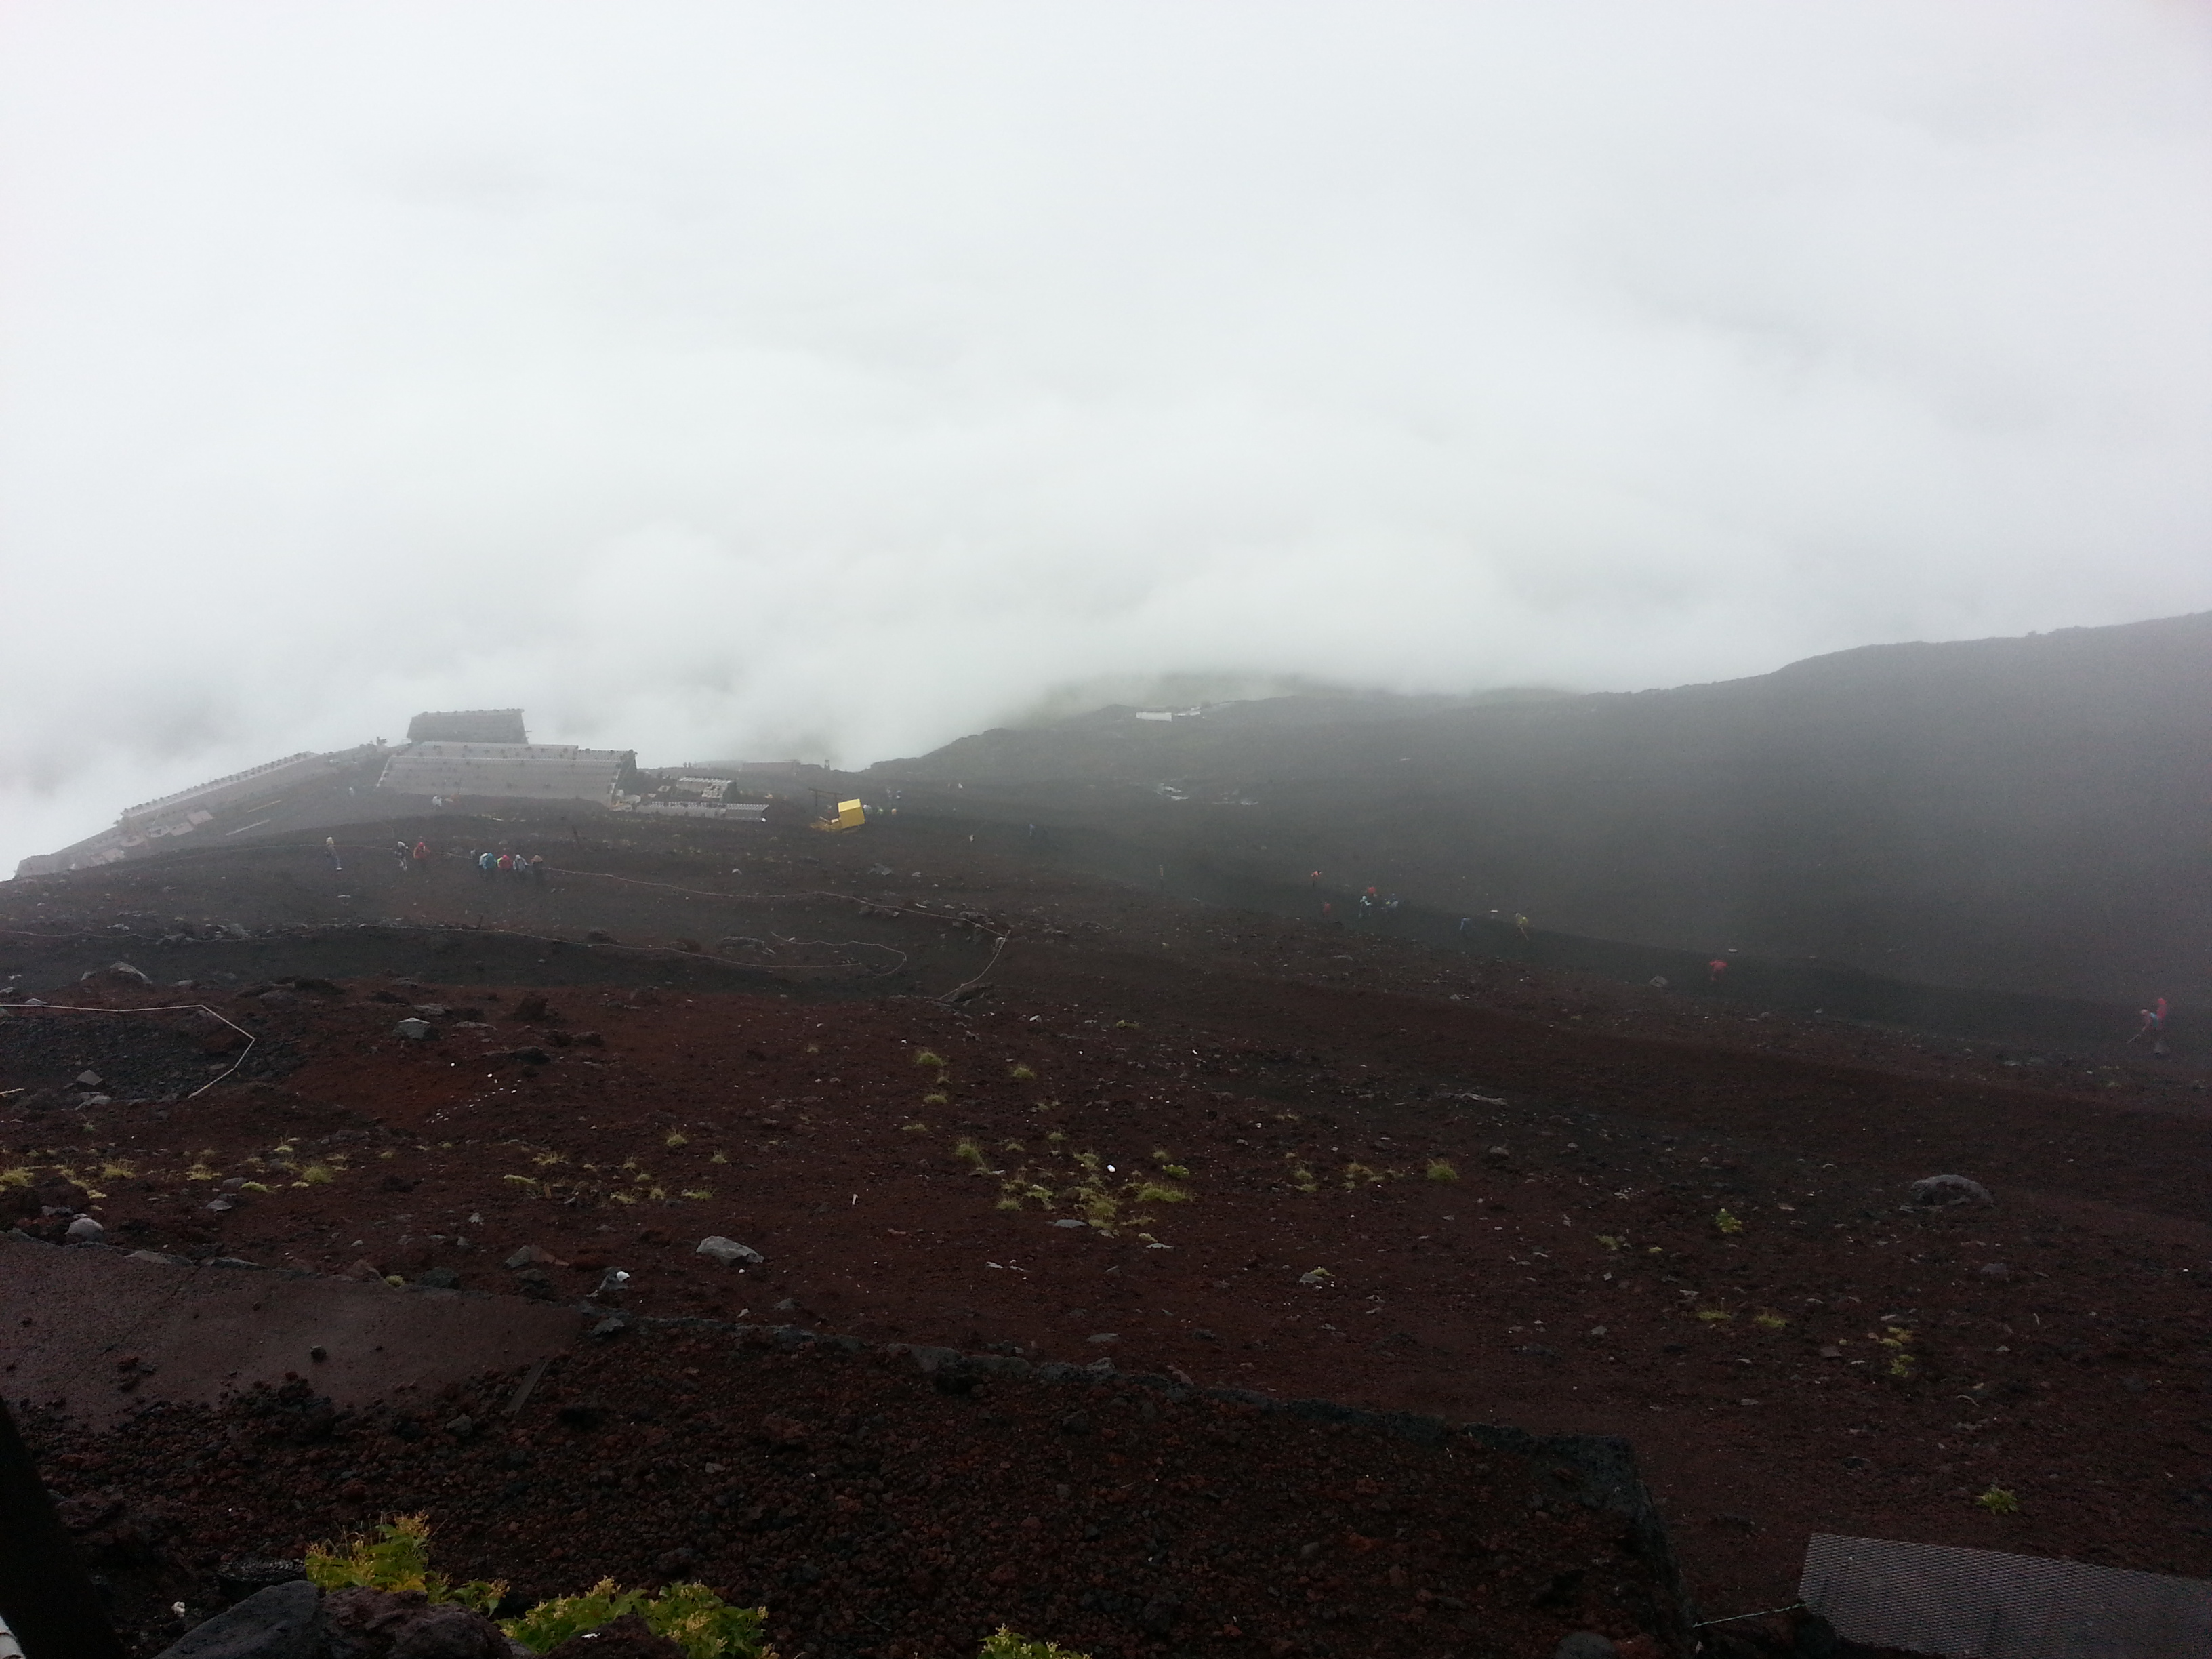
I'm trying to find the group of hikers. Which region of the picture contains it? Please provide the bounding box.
[469,845,546,881]
[322,836,541,881]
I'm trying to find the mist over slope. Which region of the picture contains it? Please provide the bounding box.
[874,612,2212,1004]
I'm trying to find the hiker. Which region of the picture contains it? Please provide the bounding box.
[1708,958,1728,983]
[1383,895,1401,916]
[529,853,546,883]
[412,839,430,873]
[497,852,512,874]
[1310,870,1322,889]
[325,836,342,872]
[1322,901,1333,920]
[1514,913,1530,940]
[2131,997,2169,1050]
[393,840,411,872]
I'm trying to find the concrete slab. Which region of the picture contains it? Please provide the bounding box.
[1,1240,579,1424]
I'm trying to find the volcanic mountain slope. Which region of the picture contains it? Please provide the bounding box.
[4,803,2210,1645]
[871,611,2212,1007]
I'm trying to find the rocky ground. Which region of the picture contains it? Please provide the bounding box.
[5,805,2209,1656]
[20,1326,1685,1659]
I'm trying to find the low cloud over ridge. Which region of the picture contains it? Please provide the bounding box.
[3,3,2210,866]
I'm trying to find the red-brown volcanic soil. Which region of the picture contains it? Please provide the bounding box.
[20,1331,1681,1659]
[6,808,2211,1653]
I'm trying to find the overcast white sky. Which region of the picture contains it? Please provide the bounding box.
[4,2,2211,869]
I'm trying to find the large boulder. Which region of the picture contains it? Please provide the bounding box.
[152,1580,325,1659]
[695,1236,763,1267]
[1909,1174,1993,1207]
[324,1586,514,1658]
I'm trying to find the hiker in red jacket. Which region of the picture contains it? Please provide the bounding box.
[412,840,430,873]
[1708,958,1728,983]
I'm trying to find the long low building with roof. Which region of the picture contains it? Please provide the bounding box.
[14,744,386,876]
[406,708,528,744]
[374,741,636,804]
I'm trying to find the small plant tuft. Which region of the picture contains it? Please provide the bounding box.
[311,1511,770,1658]
[505,1579,771,1657]
[914,1050,947,1070]
[1714,1208,1744,1234]
[979,1631,1092,1659]
[954,1139,989,1171]
[1975,1486,2020,1515]
[1008,1063,1036,1081]
[306,1514,506,1614]
[1425,1159,1458,1183]
[665,1130,689,1148]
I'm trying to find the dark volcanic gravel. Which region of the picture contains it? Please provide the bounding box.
[23,1324,1681,1659]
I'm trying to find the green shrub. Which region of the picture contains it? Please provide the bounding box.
[305,1514,505,1613]
[979,1631,1092,1659]
[1425,1160,1458,1183]
[506,1580,771,1658]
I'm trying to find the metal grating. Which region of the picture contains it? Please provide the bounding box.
[1801,1532,2212,1658]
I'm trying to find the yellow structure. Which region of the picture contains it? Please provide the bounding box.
[814,798,867,833]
